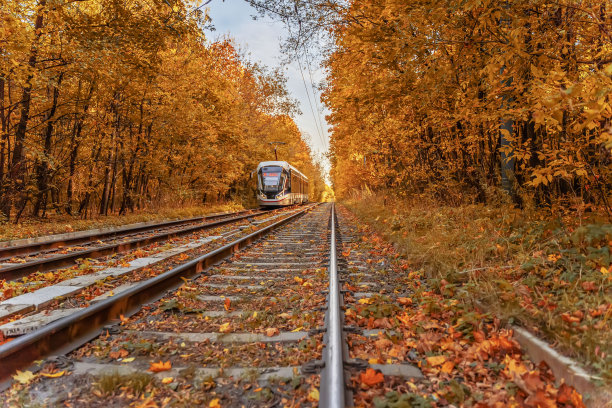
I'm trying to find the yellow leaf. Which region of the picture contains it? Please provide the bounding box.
[294,276,304,284]
[219,322,231,333]
[308,388,320,402]
[426,355,446,366]
[13,370,35,384]
[600,266,610,275]
[122,357,135,363]
[209,398,221,408]
[162,377,173,384]
[41,370,65,378]
[358,298,374,305]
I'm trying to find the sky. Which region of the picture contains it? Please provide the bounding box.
[206,0,330,172]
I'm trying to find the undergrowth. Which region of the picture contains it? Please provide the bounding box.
[343,193,612,384]
[0,202,245,242]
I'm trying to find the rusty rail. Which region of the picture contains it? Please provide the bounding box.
[0,203,318,386]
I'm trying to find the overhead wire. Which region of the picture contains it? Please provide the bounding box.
[303,48,328,150]
[297,55,328,152]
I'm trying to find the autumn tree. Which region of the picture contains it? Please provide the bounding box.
[0,0,323,222]
[252,0,611,211]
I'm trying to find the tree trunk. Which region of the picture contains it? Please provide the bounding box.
[10,0,47,222]
[33,73,63,217]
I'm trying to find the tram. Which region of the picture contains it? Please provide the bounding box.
[256,161,309,207]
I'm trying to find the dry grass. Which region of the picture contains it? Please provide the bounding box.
[0,203,245,242]
[343,193,612,382]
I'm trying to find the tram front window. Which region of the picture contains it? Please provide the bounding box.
[260,166,283,192]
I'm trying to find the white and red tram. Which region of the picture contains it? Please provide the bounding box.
[256,161,309,207]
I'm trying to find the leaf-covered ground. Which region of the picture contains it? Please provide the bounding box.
[335,204,590,407]
[341,195,611,392]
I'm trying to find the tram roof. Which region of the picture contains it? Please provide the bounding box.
[257,161,308,180]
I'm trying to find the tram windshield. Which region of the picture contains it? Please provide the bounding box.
[260,166,283,191]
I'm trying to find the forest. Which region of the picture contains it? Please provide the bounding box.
[321,0,610,210]
[0,0,325,223]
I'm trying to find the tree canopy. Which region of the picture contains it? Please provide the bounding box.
[0,0,324,221]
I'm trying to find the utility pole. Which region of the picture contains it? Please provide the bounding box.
[269,141,286,161]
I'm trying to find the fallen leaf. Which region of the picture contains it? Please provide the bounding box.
[224,298,231,311]
[308,388,319,402]
[503,355,528,379]
[41,370,65,378]
[109,348,129,359]
[161,377,173,384]
[426,355,446,366]
[12,370,36,384]
[149,360,171,373]
[122,357,135,363]
[561,313,581,324]
[219,322,231,333]
[359,368,384,387]
[441,361,454,373]
[265,327,279,337]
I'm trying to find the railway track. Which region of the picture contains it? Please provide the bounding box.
[0,208,277,282]
[0,203,583,407]
[0,209,259,261]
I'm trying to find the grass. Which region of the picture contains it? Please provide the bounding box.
[94,371,153,396]
[342,192,612,383]
[0,203,246,242]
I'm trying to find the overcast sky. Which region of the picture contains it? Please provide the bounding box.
[206,0,330,173]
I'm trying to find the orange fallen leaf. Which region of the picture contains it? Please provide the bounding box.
[557,383,586,407]
[397,297,412,306]
[149,360,171,373]
[41,370,65,378]
[426,355,446,366]
[161,377,173,384]
[224,298,231,311]
[359,368,384,387]
[581,281,597,291]
[441,361,454,374]
[503,355,528,379]
[265,327,279,337]
[473,330,485,342]
[109,348,129,359]
[561,313,581,324]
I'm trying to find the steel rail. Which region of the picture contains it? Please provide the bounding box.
[320,203,346,408]
[0,209,259,260]
[0,203,318,386]
[0,210,271,282]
